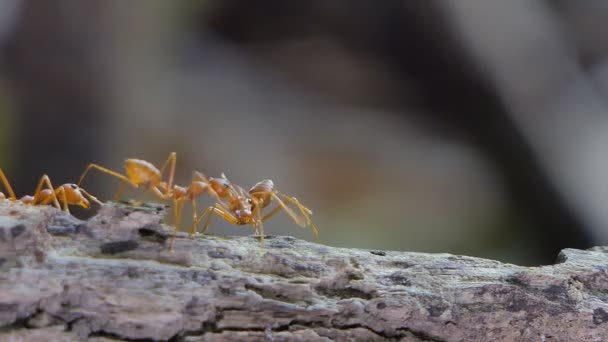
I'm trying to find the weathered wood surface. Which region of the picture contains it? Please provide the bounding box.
[1,201,608,341]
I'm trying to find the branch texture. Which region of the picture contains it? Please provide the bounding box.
[1,201,607,341]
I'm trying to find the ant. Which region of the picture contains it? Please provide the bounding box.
[0,168,101,213]
[78,153,211,234]
[194,173,318,247]
[78,152,177,201]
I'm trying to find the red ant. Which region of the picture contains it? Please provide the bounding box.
[78,152,177,201]
[194,173,318,247]
[0,168,101,213]
[78,153,211,235]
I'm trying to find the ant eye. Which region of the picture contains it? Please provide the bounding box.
[70,184,78,189]
[247,199,252,204]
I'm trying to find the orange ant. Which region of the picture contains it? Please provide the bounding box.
[0,168,101,213]
[194,173,318,247]
[78,153,211,235]
[78,152,177,201]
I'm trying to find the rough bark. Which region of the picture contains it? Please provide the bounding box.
[1,201,607,341]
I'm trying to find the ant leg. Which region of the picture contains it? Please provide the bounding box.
[114,180,128,200]
[278,194,319,239]
[193,171,223,202]
[32,175,61,210]
[158,152,177,191]
[253,199,265,247]
[52,187,70,213]
[169,198,184,252]
[257,192,304,226]
[196,205,240,234]
[190,198,198,235]
[196,206,214,234]
[257,192,319,239]
[80,188,103,206]
[150,186,173,201]
[174,199,183,233]
[0,168,17,200]
[78,164,138,188]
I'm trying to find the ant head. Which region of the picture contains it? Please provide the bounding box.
[235,197,253,220]
[62,184,91,208]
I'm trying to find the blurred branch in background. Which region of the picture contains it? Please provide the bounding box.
[2,0,109,198]
[1,0,607,265]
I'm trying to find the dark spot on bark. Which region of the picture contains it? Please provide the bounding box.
[125,267,140,278]
[0,303,17,312]
[292,262,325,276]
[543,285,567,301]
[370,250,386,256]
[376,302,387,310]
[185,296,199,309]
[390,261,414,269]
[138,225,167,243]
[507,295,529,312]
[207,248,242,260]
[554,251,568,264]
[350,257,360,269]
[100,220,107,225]
[75,224,94,238]
[593,308,608,325]
[34,249,45,263]
[180,270,217,285]
[9,210,18,216]
[219,285,232,295]
[11,224,25,238]
[387,272,411,286]
[428,304,448,317]
[0,257,5,267]
[245,284,302,304]
[47,225,77,236]
[316,286,374,300]
[100,240,139,254]
[268,240,293,249]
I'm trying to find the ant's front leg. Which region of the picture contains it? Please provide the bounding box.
[0,169,17,200]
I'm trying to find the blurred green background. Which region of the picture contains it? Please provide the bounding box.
[2,1,608,265]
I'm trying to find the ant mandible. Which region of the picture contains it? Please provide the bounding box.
[1,168,101,213]
[194,173,318,247]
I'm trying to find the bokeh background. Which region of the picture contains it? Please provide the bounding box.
[1,0,608,265]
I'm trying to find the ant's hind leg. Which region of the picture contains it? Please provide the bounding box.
[190,199,198,235]
[0,168,17,200]
[254,203,265,247]
[32,175,61,210]
[78,163,137,188]
[196,205,240,234]
[159,152,177,191]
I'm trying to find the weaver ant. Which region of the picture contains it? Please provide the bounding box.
[0,168,101,213]
[78,152,178,201]
[194,173,318,247]
[78,152,211,234]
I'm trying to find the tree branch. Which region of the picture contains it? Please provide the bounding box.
[1,201,607,341]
